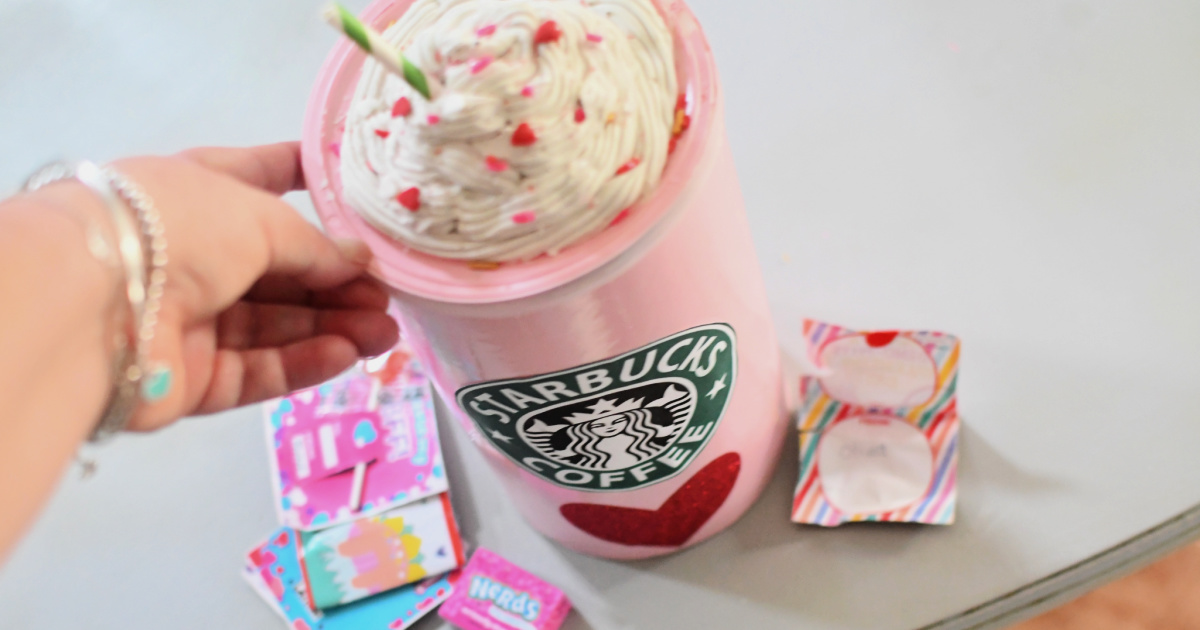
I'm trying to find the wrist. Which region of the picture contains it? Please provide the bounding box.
[0,186,130,560]
[0,185,125,434]
[20,159,175,439]
[18,180,125,324]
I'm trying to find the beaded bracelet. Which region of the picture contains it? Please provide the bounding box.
[23,160,170,441]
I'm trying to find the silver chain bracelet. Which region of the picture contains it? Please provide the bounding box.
[23,160,170,441]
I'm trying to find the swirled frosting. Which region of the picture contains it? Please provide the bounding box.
[339,0,677,261]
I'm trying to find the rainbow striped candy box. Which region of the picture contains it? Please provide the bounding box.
[300,494,466,609]
[791,320,961,527]
[438,548,572,630]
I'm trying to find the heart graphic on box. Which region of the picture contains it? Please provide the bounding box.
[559,452,741,547]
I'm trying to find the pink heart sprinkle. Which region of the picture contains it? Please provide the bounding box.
[521,85,534,97]
[477,24,496,36]
[427,114,440,124]
[512,210,536,224]
[470,55,493,74]
[533,20,561,46]
[485,155,508,172]
[329,142,340,157]
[586,33,603,43]
[391,97,412,117]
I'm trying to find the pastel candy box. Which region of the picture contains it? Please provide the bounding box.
[791,320,962,527]
[278,410,385,481]
[243,525,460,630]
[300,494,466,609]
[262,343,450,531]
[438,548,572,630]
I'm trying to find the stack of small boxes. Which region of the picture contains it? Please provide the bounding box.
[243,333,572,630]
[243,340,466,629]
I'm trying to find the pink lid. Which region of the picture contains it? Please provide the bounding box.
[302,0,719,304]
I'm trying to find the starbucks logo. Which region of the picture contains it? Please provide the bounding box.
[455,324,736,491]
[521,379,696,472]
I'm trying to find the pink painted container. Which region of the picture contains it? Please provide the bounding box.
[302,0,787,559]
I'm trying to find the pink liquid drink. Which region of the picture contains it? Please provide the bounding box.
[303,0,787,559]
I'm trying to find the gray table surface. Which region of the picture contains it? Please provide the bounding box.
[3,0,1200,628]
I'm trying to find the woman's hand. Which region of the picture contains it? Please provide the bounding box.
[114,142,398,430]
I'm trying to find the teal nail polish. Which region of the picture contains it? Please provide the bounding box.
[141,363,172,402]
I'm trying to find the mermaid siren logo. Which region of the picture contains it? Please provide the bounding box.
[456,324,736,491]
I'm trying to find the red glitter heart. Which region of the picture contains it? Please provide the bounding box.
[273,531,289,547]
[559,452,740,547]
[865,331,900,347]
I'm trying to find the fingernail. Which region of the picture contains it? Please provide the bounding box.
[334,238,373,266]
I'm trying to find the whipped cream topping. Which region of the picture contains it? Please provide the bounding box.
[339,0,677,261]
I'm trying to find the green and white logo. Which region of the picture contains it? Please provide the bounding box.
[455,324,737,492]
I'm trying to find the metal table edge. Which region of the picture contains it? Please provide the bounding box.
[917,504,1200,630]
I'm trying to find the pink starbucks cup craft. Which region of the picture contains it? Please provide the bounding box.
[303,0,788,559]
[438,548,572,630]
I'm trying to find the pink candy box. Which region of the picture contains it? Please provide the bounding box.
[438,548,571,630]
[277,411,385,482]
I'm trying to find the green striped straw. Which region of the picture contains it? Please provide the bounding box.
[322,3,438,100]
